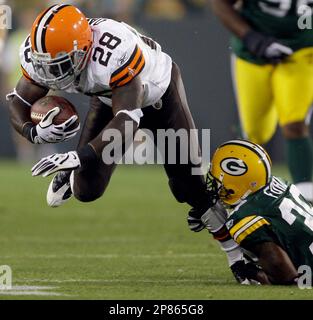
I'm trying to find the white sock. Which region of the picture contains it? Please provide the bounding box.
[295,182,313,202]
[220,238,243,266]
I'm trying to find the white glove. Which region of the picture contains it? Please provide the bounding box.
[200,201,228,232]
[264,42,293,61]
[31,151,81,177]
[31,107,80,144]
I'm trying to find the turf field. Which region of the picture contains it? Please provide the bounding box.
[0,161,311,300]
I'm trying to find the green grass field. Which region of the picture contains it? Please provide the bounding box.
[0,161,311,300]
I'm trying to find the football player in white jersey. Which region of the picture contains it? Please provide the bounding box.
[7,4,260,284]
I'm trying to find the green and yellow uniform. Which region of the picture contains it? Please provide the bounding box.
[226,176,313,268]
[232,0,313,64]
[231,0,313,142]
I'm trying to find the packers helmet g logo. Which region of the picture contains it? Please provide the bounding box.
[220,157,248,176]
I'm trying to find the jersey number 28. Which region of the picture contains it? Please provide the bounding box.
[92,32,122,67]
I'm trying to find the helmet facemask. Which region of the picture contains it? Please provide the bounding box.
[207,171,235,205]
[31,40,91,90]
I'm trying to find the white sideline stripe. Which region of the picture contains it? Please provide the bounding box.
[18,278,228,284]
[0,285,67,297]
[0,291,63,296]
[1,253,222,259]
[7,286,56,290]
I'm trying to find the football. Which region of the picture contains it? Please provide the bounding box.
[30,95,79,125]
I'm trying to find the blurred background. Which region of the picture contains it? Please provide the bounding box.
[0,0,311,164]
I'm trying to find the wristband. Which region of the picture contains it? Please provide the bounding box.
[116,108,143,126]
[22,122,35,143]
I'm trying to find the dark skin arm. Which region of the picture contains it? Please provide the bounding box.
[209,0,251,38]
[85,76,144,158]
[246,242,298,285]
[9,77,48,139]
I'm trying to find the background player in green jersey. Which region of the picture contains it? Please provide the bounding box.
[211,0,313,202]
[209,139,313,285]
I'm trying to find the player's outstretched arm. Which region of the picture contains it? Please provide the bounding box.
[210,0,251,38]
[249,242,298,285]
[210,0,293,63]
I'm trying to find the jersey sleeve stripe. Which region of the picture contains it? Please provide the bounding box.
[232,216,264,240]
[114,57,145,87]
[235,219,270,244]
[110,45,145,86]
[110,45,141,81]
[229,215,257,237]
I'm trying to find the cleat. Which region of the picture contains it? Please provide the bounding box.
[47,170,72,207]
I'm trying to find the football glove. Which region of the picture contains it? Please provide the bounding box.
[188,201,228,233]
[31,151,81,177]
[230,260,262,285]
[187,206,209,232]
[243,30,293,64]
[31,107,80,144]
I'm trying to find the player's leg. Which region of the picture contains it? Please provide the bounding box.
[47,97,116,206]
[73,97,117,202]
[231,55,277,144]
[273,47,313,201]
[141,62,243,267]
[140,62,208,209]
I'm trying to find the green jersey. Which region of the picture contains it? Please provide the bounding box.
[231,0,313,64]
[226,176,313,269]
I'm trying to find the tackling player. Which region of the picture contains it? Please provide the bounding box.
[210,0,313,202]
[7,4,254,282]
[209,139,313,285]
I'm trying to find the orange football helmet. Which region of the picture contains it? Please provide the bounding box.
[30,4,92,89]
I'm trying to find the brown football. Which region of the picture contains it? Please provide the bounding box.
[30,96,79,126]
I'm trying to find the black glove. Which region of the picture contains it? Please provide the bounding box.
[243,30,293,64]
[230,260,263,285]
[187,206,209,232]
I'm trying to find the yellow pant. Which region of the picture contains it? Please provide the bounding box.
[232,48,313,144]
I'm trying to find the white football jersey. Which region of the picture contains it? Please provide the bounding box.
[20,18,172,107]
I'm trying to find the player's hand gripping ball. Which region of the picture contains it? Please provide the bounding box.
[30,96,80,144]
